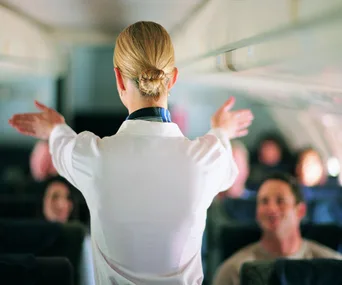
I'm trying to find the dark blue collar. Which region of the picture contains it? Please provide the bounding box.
[126,107,172,122]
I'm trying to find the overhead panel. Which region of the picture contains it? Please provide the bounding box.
[173,0,342,81]
[0,5,66,81]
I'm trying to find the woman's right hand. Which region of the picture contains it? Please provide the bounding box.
[211,97,254,139]
[8,100,65,140]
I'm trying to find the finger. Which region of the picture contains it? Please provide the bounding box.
[234,115,253,125]
[234,109,254,119]
[16,127,35,135]
[14,125,36,136]
[235,129,249,138]
[223,97,235,112]
[237,119,253,130]
[10,114,37,123]
[16,129,36,137]
[217,97,236,114]
[35,100,50,112]
[10,117,37,125]
[9,120,36,130]
[9,118,35,127]
[15,121,35,131]
[236,114,254,123]
[12,122,36,132]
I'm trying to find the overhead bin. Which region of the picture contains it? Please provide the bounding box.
[0,5,66,81]
[172,0,342,76]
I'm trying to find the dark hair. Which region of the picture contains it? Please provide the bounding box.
[250,131,294,167]
[37,176,79,221]
[260,172,304,204]
[258,132,292,157]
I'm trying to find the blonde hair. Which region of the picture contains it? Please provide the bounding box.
[114,21,175,100]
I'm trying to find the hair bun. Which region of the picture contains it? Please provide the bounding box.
[138,69,167,98]
[140,69,166,82]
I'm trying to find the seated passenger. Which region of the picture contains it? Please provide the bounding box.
[40,178,75,223]
[219,140,254,199]
[295,147,327,187]
[213,172,342,285]
[212,140,255,224]
[40,178,95,284]
[248,132,294,187]
[30,140,58,182]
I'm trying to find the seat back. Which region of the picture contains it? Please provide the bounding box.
[301,223,342,251]
[0,254,74,285]
[240,260,274,285]
[219,224,261,263]
[0,196,39,220]
[222,198,257,223]
[310,198,342,225]
[302,185,342,201]
[0,220,86,285]
[0,219,62,254]
[36,257,74,285]
[241,259,342,285]
[40,222,86,285]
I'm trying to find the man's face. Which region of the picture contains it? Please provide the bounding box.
[256,179,306,235]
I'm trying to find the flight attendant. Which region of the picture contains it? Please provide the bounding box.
[9,21,253,285]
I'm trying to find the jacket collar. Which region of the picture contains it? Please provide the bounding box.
[117,120,184,138]
[126,107,172,123]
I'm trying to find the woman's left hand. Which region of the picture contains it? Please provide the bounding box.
[9,100,65,140]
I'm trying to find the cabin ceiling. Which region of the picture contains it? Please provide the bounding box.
[0,0,205,33]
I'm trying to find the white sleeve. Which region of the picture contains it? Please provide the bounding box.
[207,128,238,192]
[190,128,238,197]
[207,128,231,151]
[49,124,100,192]
[79,235,96,285]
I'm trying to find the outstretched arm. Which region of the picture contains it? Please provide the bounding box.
[210,96,254,147]
[207,96,254,193]
[9,101,99,193]
[9,100,65,140]
[9,101,79,187]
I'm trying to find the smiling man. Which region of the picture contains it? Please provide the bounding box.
[213,172,342,285]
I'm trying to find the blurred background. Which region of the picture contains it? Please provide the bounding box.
[1,1,342,284]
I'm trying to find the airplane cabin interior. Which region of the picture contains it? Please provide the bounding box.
[1,0,342,284]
